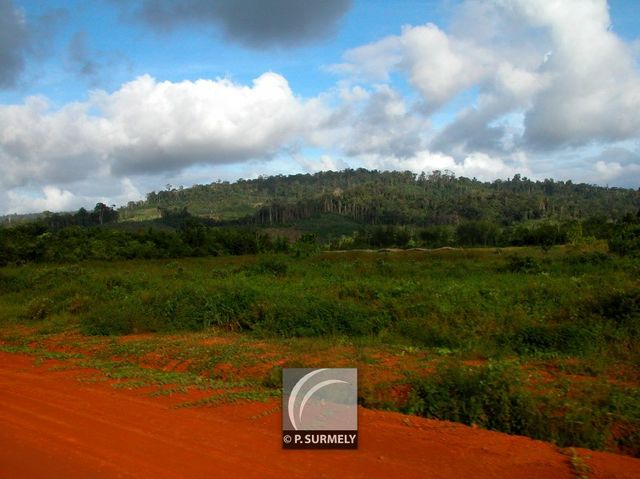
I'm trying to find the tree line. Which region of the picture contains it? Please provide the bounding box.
[130,169,640,226]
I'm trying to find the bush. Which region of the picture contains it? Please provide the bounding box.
[150,285,259,332]
[404,361,541,436]
[252,257,288,276]
[404,361,640,452]
[23,297,55,320]
[394,315,465,349]
[80,300,137,335]
[588,289,640,339]
[504,255,541,273]
[593,290,640,323]
[609,224,640,256]
[563,251,609,265]
[503,324,596,355]
[255,298,389,337]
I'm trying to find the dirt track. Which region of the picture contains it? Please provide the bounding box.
[0,351,638,479]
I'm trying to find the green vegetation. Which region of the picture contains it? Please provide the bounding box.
[1,169,639,457]
[2,170,639,265]
[0,245,639,455]
[2,204,640,265]
[2,246,636,352]
[403,360,639,455]
[121,170,639,227]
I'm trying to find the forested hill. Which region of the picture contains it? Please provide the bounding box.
[121,169,640,226]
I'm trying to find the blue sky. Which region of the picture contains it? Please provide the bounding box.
[0,0,639,214]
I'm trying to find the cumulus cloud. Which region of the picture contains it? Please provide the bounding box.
[295,154,348,173]
[431,100,507,156]
[310,83,430,159]
[361,150,531,183]
[518,0,640,149]
[587,147,640,186]
[103,73,320,174]
[3,0,640,213]
[7,186,77,213]
[335,0,640,156]
[0,96,109,188]
[0,72,323,192]
[333,23,493,110]
[113,0,351,49]
[3,177,144,214]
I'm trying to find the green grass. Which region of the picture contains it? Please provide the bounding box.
[1,245,639,455]
[1,246,638,361]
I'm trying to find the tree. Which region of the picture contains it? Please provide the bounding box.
[92,203,118,225]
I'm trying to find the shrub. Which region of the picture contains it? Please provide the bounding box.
[80,300,136,335]
[588,289,640,338]
[255,298,389,337]
[609,224,640,256]
[150,285,259,332]
[404,361,640,453]
[404,361,541,436]
[592,290,640,324]
[503,324,596,355]
[563,251,609,265]
[504,255,541,273]
[23,297,55,320]
[252,257,288,277]
[394,315,465,349]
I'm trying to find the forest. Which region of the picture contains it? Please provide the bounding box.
[1,169,639,264]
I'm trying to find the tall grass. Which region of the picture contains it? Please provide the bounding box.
[0,248,637,360]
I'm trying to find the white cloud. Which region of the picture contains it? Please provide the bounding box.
[0,72,322,190]
[518,0,640,148]
[400,24,491,108]
[361,149,531,183]
[334,23,491,109]
[0,95,109,188]
[590,147,640,185]
[594,160,640,185]
[310,83,430,159]
[7,186,77,213]
[2,0,640,214]
[3,177,144,214]
[295,154,348,173]
[595,160,624,179]
[334,0,640,154]
[100,72,319,174]
[330,35,402,81]
[0,72,328,213]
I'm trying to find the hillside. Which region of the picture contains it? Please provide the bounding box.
[120,169,640,227]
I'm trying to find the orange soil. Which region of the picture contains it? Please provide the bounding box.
[1,351,638,479]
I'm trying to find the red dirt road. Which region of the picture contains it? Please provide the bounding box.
[1,352,638,479]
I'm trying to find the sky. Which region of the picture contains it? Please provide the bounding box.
[0,0,639,214]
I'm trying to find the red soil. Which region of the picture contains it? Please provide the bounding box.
[0,351,638,479]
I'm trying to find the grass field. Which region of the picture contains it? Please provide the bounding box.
[0,243,638,456]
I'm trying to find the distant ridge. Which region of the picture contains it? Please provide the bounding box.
[119,169,640,226]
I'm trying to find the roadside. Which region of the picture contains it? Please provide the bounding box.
[1,351,639,479]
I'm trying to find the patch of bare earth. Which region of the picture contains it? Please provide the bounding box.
[1,351,639,478]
